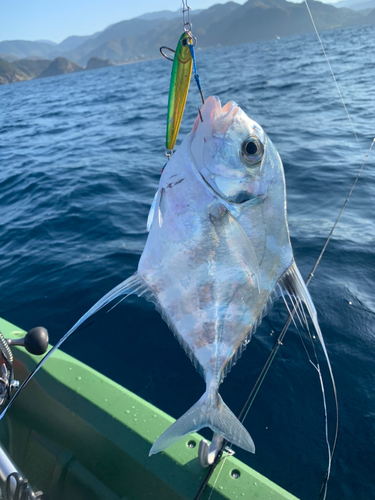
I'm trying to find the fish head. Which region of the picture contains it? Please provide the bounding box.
[190,96,283,204]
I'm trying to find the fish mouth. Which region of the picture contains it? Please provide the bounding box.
[190,96,258,205]
[198,169,257,205]
[191,96,239,136]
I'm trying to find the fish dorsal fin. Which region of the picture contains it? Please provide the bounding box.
[222,260,332,381]
[279,262,337,489]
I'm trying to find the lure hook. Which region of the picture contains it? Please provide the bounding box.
[159,46,175,62]
[160,42,195,66]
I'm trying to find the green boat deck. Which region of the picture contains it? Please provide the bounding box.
[0,317,298,500]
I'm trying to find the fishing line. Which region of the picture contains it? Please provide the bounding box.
[284,295,333,500]
[307,139,375,285]
[207,454,227,500]
[298,30,375,491]
[188,42,205,105]
[304,0,363,157]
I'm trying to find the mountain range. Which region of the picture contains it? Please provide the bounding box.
[0,56,113,85]
[1,0,375,79]
[328,0,375,10]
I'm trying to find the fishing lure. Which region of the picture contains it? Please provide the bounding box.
[165,32,194,152]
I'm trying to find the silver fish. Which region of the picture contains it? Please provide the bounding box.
[139,96,331,456]
[1,96,332,457]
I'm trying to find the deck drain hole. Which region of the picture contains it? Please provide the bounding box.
[231,469,240,479]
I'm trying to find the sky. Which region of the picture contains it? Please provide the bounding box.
[1,0,231,43]
[1,0,339,44]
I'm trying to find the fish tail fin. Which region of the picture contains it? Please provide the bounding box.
[149,390,255,456]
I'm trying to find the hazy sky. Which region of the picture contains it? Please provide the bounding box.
[1,0,337,44]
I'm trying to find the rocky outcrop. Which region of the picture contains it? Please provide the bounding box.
[12,58,51,78]
[85,57,113,70]
[0,58,27,84]
[38,57,83,78]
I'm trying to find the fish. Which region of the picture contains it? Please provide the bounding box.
[141,95,332,456]
[0,96,332,459]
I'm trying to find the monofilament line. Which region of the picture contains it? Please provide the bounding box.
[308,137,375,284]
[304,0,363,157]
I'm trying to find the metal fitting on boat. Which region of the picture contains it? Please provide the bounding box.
[198,433,224,468]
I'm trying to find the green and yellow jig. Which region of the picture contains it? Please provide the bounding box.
[161,1,204,157]
[166,32,194,152]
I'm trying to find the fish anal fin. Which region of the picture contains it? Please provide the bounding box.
[153,301,205,379]
[0,273,156,420]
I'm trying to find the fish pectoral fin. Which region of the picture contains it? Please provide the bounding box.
[209,204,261,292]
[149,390,255,456]
[147,189,159,232]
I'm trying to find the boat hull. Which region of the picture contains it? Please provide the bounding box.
[0,317,299,500]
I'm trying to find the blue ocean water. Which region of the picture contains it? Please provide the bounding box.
[1,22,375,499]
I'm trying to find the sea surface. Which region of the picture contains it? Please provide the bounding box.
[1,22,375,500]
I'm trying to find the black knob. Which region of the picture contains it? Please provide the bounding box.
[24,327,49,355]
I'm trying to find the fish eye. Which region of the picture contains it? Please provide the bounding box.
[241,136,264,164]
[181,38,189,46]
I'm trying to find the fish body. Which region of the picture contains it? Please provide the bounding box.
[3,97,331,457]
[139,96,327,455]
[142,97,291,399]
[166,32,193,150]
